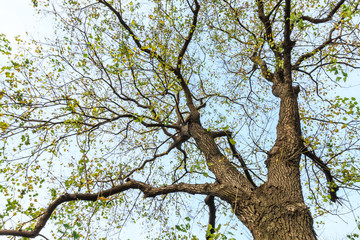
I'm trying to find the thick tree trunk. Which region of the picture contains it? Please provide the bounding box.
[234,194,317,240]
[234,80,318,239]
[188,68,317,239]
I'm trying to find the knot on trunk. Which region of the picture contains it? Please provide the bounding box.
[271,84,282,97]
[285,202,308,213]
[272,83,300,98]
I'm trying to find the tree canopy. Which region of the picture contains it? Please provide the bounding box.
[1,0,360,239]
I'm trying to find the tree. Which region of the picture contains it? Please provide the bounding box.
[0,0,360,239]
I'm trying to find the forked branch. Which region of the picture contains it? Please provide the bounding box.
[98,0,167,65]
[99,0,200,119]
[255,0,282,59]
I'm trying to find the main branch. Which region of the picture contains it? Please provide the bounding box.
[0,180,222,238]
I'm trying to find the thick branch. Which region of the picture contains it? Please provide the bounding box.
[189,122,254,192]
[283,0,291,46]
[0,180,221,238]
[283,0,294,83]
[250,53,274,82]
[210,130,232,138]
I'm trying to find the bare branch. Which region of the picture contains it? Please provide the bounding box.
[302,148,339,202]
[226,135,257,188]
[293,27,338,69]
[222,0,259,43]
[98,0,167,66]
[98,0,200,120]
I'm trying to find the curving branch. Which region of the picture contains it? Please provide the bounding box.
[266,0,283,18]
[123,122,193,180]
[293,0,360,70]
[0,179,222,239]
[98,0,167,66]
[99,0,200,119]
[176,0,200,70]
[174,0,201,117]
[300,0,346,24]
[210,130,232,138]
[250,52,274,82]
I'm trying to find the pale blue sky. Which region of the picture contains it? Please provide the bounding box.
[0,1,45,38]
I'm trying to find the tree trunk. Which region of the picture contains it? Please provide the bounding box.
[188,68,318,239]
[233,192,317,240]
[236,80,317,239]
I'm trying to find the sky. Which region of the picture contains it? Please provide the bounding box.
[0,1,50,39]
[0,1,360,240]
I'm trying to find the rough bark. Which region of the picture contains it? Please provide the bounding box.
[234,192,317,240]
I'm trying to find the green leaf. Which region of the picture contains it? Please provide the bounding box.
[72,231,80,239]
[64,223,72,229]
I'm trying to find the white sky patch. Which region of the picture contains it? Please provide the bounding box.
[0,1,35,37]
[0,0,52,41]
